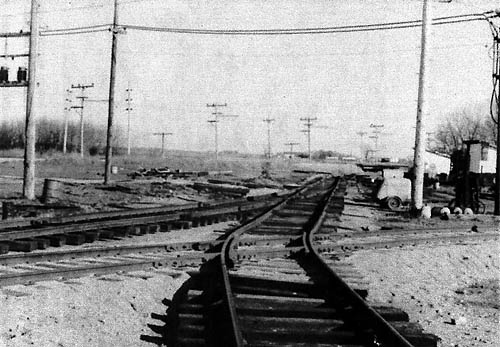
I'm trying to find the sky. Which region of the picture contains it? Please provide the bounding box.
[1,0,499,158]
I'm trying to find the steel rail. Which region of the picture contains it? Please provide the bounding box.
[0,197,283,244]
[0,192,286,231]
[305,181,415,347]
[0,251,215,288]
[218,175,325,346]
[318,232,499,253]
[0,239,223,266]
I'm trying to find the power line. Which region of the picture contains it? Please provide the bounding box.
[120,13,496,36]
[33,11,498,38]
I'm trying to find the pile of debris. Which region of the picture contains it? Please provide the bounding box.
[129,167,233,179]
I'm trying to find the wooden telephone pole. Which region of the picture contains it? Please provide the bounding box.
[206,103,238,165]
[104,0,119,184]
[23,0,39,200]
[300,117,317,160]
[63,89,72,154]
[153,132,173,157]
[411,0,432,212]
[488,16,500,215]
[284,142,299,158]
[71,83,94,157]
[263,116,275,158]
[125,84,132,156]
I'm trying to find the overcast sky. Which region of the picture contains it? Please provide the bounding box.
[1,0,499,158]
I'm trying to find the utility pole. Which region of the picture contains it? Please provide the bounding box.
[300,117,317,160]
[411,0,433,212]
[369,124,384,152]
[206,103,238,165]
[486,15,500,215]
[23,0,39,200]
[71,83,94,157]
[284,142,299,158]
[153,132,173,157]
[263,116,274,159]
[125,83,132,156]
[63,88,72,154]
[356,131,367,159]
[104,0,120,185]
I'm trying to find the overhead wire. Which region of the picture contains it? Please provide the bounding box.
[36,11,498,37]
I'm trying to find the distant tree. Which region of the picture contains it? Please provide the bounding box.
[431,103,497,155]
[0,117,126,154]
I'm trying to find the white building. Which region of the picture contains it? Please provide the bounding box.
[424,151,451,178]
[469,142,496,174]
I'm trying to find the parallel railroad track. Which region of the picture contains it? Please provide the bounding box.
[0,189,299,255]
[169,176,438,347]
[0,241,217,288]
[0,177,323,289]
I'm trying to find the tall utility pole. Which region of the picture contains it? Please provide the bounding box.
[206,103,238,165]
[153,132,173,157]
[71,83,94,157]
[23,0,39,200]
[104,0,120,185]
[369,124,384,152]
[263,116,274,158]
[125,84,132,156]
[284,142,299,158]
[300,117,317,160]
[356,131,367,159]
[487,16,500,215]
[63,88,72,154]
[411,0,432,212]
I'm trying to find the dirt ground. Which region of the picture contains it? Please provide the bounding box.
[339,182,499,347]
[0,223,231,347]
[348,242,499,347]
[0,155,498,346]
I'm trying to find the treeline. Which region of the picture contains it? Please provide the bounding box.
[0,118,121,154]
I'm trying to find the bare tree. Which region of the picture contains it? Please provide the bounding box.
[431,103,497,155]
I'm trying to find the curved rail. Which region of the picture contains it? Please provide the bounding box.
[218,175,325,346]
[218,176,418,347]
[305,180,415,347]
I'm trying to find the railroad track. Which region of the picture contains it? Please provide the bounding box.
[0,177,323,288]
[0,240,219,288]
[0,188,299,255]
[168,176,438,347]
